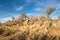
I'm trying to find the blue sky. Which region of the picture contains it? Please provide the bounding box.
[0,0,60,22]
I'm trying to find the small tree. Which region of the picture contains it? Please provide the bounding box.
[19,13,27,19]
[0,22,2,26]
[46,6,55,17]
[58,16,60,19]
[17,13,27,22]
[12,16,15,20]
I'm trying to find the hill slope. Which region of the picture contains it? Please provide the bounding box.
[0,16,60,40]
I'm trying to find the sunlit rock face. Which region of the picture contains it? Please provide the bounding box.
[0,16,60,40]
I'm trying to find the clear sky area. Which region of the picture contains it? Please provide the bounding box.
[0,0,60,22]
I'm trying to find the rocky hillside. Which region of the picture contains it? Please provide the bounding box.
[0,16,60,40]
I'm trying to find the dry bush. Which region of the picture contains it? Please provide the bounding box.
[0,16,60,40]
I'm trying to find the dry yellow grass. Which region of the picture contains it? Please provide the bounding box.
[0,16,60,40]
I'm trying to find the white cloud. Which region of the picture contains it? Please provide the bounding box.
[0,17,12,23]
[12,1,28,11]
[15,3,30,11]
[34,8,41,11]
[32,7,43,14]
[26,13,32,16]
[13,4,24,11]
[12,0,44,11]
[0,15,19,23]
[56,3,60,9]
[16,6,24,11]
